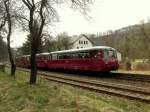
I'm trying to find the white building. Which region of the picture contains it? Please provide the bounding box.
[70,34,93,49]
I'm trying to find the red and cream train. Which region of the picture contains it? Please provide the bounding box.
[16,46,119,72]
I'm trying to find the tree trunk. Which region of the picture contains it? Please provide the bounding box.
[4,0,16,76]
[29,37,38,84]
[7,38,16,76]
[30,51,37,84]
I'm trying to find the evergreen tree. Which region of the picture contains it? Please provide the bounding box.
[21,35,43,55]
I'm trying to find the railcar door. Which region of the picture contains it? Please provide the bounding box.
[103,49,119,70]
[89,50,106,71]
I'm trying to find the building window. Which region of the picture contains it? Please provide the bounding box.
[79,40,83,44]
[84,41,88,44]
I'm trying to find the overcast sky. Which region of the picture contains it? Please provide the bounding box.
[12,0,150,47]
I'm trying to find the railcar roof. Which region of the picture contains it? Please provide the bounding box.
[17,46,116,57]
[17,52,50,58]
[36,52,50,56]
[51,46,116,54]
[17,55,30,58]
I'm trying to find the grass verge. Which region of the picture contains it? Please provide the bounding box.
[0,69,150,112]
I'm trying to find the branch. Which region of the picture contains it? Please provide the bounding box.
[38,0,45,37]
[31,0,34,6]
[4,0,12,40]
[0,16,6,30]
[11,14,29,22]
[22,0,35,34]
[26,0,33,7]
[22,0,32,10]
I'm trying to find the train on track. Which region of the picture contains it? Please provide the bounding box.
[16,46,119,72]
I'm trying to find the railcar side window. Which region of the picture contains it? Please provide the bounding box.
[27,56,30,61]
[57,52,91,60]
[49,55,51,60]
[52,54,57,60]
[57,54,62,59]
[76,52,90,59]
[72,53,78,59]
[89,50,98,58]
[44,55,48,60]
[58,53,73,59]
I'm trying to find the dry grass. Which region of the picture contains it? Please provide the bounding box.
[116,69,150,75]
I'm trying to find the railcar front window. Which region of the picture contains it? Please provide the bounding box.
[104,50,117,59]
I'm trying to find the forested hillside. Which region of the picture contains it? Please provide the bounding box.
[89,22,150,61]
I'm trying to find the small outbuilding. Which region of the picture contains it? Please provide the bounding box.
[117,51,122,62]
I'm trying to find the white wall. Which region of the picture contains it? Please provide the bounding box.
[72,36,93,49]
[117,52,122,62]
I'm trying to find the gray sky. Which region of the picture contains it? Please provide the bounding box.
[12,0,150,47]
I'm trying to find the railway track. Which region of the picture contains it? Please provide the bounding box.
[17,68,150,103]
[58,71,150,83]
[108,72,150,82]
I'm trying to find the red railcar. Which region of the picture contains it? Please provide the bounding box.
[46,46,119,71]
[16,55,30,68]
[36,53,49,68]
[16,46,119,72]
[16,53,49,69]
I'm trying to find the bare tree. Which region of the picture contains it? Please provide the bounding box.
[0,0,6,36]
[56,32,71,50]
[21,0,55,84]
[20,0,92,84]
[0,0,16,76]
[5,0,16,76]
